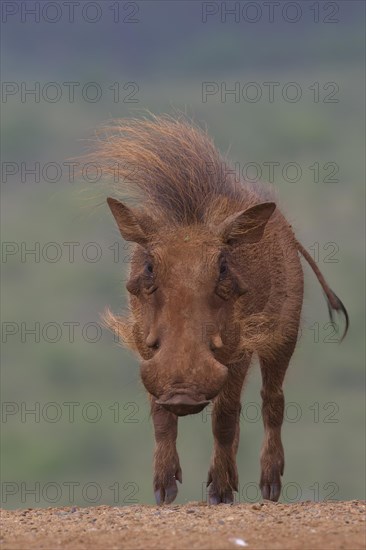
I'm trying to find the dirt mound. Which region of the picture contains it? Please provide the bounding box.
[1,500,365,549]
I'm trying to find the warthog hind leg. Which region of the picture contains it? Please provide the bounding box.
[259,348,294,502]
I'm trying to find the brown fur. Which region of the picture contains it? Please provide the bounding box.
[93,115,348,504]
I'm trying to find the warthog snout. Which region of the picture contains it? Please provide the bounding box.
[156,393,210,416]
[140,352,228,413]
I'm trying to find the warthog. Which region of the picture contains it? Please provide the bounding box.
[97,115,348,504]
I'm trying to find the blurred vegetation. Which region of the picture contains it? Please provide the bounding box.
[1,1,365,508]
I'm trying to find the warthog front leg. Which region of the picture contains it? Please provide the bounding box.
[207,359,251,504]
[151,397,181,505]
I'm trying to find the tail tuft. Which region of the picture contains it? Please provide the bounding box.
[325,290,349,342]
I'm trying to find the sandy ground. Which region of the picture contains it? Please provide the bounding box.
[1,500,365,550]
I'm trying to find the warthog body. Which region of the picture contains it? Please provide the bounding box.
[99,116,348,504]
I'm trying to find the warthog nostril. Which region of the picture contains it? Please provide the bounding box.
[156,394,210,417]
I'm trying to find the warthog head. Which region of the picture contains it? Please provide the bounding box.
[107,197,275,416]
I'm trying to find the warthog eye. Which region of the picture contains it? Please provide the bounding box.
[215,257,231,300]
[143,260,157,294]
[145,262,153,275]
[219,259,228,279]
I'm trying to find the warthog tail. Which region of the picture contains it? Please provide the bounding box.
[297,241,349,341]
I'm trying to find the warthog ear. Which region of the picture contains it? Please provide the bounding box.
[218,202,276,245]
[107,197,153,246]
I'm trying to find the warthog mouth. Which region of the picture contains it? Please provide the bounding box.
[156,393,210,416]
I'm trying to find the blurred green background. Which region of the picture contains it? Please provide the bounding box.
[1,1,365,508]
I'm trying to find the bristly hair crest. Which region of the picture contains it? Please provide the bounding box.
[84,114,271,227]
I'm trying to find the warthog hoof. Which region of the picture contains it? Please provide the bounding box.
[154,467,182,505]
[260,463,283,502]
[207,483,234,505]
